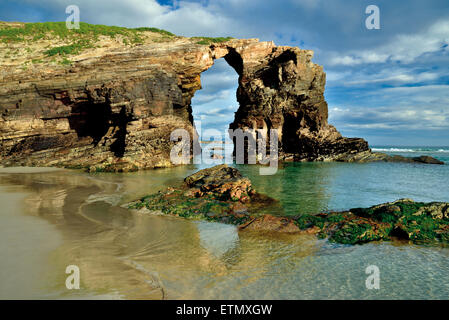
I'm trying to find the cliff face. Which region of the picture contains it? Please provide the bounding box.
[0,24,369,171]
[228,44,369,161]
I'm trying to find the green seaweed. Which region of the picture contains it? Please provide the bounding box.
[128,187,254,226]
[328,219,392,245]
[294,201,449,245]
[294,214,325,230]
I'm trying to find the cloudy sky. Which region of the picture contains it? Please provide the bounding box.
[2,0,449,146]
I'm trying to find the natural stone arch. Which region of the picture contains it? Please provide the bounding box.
[0,38,368,171]
[190,42,369,162]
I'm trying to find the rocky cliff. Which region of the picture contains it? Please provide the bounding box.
[0,22,370,171]
[228,44,369,161]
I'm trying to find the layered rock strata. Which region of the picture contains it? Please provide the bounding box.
[0,22,371,171]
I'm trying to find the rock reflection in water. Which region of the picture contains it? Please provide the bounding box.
[0,168,318,299]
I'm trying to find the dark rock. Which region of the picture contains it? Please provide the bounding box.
[229,47,369,162]
[412,155,445,165]
[335,151,445,165]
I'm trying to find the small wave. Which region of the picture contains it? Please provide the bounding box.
[372,148,449,153]
[372,148,415,152]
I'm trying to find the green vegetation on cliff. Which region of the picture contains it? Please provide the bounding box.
[192,36,234,45]
[43,39,93,56]
[0,21,232,47]
[0,21,234,67]
[0,21,177,65]
[0,21,175,44]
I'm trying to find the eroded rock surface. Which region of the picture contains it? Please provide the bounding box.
[228,45,370,161]
[0,22,371,171]
[184,164,253,201]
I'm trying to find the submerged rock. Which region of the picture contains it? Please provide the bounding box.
[239,214,300,233]
[412,155,445,165]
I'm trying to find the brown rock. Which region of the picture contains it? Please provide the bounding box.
[0,24,369,170]
[335,151,445,165]
[184,164,254,201]
[129,165,281,227]
[412,155,444,165]
[229,46,369,161]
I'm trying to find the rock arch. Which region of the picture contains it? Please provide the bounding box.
[193,41,369,162]
[0,38,368,171]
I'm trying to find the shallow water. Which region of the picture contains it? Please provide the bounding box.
[0,155,448,299]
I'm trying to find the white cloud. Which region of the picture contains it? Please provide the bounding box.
[152,2,236,36]
[342,71,439,86]
[329,84,449,131]
[193,89,235,104]
[328,19,449,66]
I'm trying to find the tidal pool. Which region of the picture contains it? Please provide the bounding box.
[0,160,448,299]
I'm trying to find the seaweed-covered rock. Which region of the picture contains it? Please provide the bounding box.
[294,199,449,245]
[128,164,278,225]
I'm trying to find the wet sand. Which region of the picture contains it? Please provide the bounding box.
[0,183,62,299]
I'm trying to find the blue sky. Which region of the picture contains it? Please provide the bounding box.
[1,0,449,146]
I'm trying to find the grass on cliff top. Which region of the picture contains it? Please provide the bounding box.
[0,21,233,68]
[0,22,175,43]
[0,21,233,49]
[192,36,234,45]
[0,21,177,63]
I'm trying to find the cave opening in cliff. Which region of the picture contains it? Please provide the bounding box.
[69,102,112,146]
[110,107,130,157]
[191,56,240,158]
[69,103,131,157]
